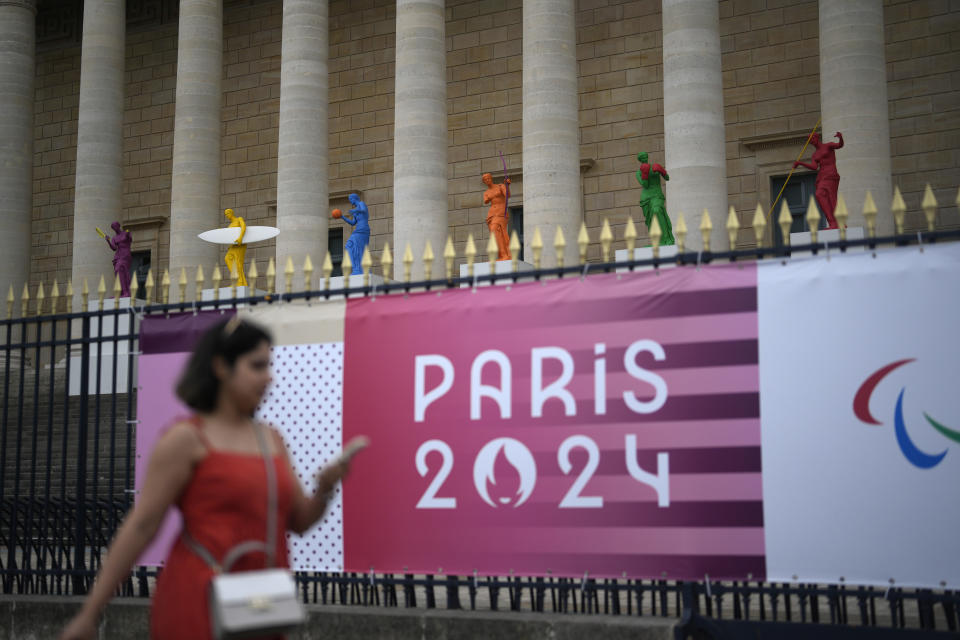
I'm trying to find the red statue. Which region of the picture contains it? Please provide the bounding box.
[482,172,511,261]
[793,131,843,229]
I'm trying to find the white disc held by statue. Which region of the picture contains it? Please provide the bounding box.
[198,226,279,245]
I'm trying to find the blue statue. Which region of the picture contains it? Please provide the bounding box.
[341,193,370,275]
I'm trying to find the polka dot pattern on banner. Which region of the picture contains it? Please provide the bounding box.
[256,342,344,571]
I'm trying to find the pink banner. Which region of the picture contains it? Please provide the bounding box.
[342,265,765,580]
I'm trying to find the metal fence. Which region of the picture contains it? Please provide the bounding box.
[3,222,960,639]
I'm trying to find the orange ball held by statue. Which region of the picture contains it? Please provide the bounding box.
[331,208,342,219]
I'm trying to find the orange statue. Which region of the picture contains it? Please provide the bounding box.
[481,172,511,261]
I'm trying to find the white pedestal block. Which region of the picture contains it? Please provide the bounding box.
[790,226,865,258]
[615,245,679,272]
[69,296,135,396]
[459,260,535,287]
[200,286,262,302]
[321,274,387,298]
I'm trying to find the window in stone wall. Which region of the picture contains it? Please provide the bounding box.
[508,206,524,262]
[770,173,823,247]
[131,250,151,299]
[328,228,343,277]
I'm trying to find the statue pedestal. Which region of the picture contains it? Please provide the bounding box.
[789,226,865,258]
[615,245,679,272]
[322,274,388,298]
[459,260,535,287]
[200,285,263,302]
[69,296,135,396]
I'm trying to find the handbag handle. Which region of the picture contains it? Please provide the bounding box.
[182,422,279,573]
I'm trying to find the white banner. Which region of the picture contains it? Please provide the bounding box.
[758,243,960,588]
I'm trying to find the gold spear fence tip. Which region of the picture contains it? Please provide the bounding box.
[6,284,13,320]
[699,209,713,252]
[443,236,455,281]
[806,197,820,245]
[777,200,793,247]
[554,226,567,270]
[891,186,907,236]
[531,226,543,270]
[577,222,589,265]
[51,280,60,314]
[266,257,276,295]
[650,216,662,259]
[624,216,637,255]
[144,270,153,303]
[486,233,498,267]
[322,251,333,289]
[212,266,222,301]
[176,266,187,303]
[341,250,353,289]
[281,257,293,294]
[921,184,938,233]
[35,282,45,316]
[726,206,740,251]
[160,271,168,305]
[752,203,766,248]
[129,273,139,302]
[600,218,613,263]
[381,242,393,280]
[835,193,849,241]
[113,274,122,299]
[509,230,521,273]
[97,275,106,310]
[304,255,315,291]
[363,247,374,286]
[193,265,204,302]
[675,213,687,253]
[422,240,435,281]
[465,233,477,278]
[862,191,878,239]
[21,282,29,317]
[402,243,414,283]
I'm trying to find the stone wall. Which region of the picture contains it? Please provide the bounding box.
[26,0,960,293]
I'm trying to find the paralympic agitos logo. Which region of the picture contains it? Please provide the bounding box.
[854,359,960,469]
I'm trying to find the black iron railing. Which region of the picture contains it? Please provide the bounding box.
[2,230,960,638]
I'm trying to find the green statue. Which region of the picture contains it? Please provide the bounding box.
[635,152,675,246]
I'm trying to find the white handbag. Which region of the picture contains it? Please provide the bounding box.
[183,424,307,639]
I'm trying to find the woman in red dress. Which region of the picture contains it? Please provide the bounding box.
[61,317,367,639]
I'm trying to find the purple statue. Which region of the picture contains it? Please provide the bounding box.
[98,222,132,297]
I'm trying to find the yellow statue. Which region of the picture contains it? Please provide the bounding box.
[223,209,248,286]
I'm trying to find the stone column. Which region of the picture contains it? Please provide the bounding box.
[393,0,447,281]
[276,0,328,290]
[820,0,893,233]
[0,0,37,312]
[662,0,727,251]
[169,0,222,294]
[522,0,580,267]
[70,0,125,308]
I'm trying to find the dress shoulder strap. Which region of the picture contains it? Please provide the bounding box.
[185,414,214,450]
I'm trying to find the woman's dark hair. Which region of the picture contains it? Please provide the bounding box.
[175,316,273,412]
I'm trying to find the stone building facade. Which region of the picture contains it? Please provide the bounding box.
[1,0,957,309]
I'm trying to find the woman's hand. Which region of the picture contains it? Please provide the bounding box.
[317,436,369,491]
[59,610,98,640]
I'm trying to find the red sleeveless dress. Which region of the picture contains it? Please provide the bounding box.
[151,418,295,639]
